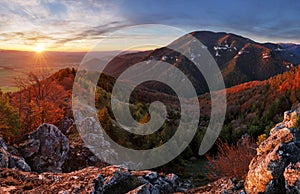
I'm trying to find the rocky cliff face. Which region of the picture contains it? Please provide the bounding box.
[245,105,300,193]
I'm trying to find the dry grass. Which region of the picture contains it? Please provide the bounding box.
[206,137,257,180]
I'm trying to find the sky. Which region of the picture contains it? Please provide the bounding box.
[0,0,300,52]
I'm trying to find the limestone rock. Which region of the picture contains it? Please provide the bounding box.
[284,163,300,193]
[186,177,245,194]
[75,116,118,164]
[19,123,69,173]
[0,165,183,193]
[270,104,300,134]
[127,183,159,194]
[0,137,30,172]
[245,105,300,194]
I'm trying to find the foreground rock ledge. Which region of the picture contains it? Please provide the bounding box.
[0,165,187,193]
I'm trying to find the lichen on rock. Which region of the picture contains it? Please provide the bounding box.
[245,105,300,194]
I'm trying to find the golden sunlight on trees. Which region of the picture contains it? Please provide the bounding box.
[11,72,68,132]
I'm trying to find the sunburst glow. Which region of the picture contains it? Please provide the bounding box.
[34,45,45,53]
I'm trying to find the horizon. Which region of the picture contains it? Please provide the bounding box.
[2,29,300,53]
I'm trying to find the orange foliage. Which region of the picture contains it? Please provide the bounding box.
[11,72,70,133]
[206,137,256,180]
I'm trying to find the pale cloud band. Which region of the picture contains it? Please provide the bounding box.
[0,0,300,51]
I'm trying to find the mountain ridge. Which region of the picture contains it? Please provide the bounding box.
[101,30,300,95]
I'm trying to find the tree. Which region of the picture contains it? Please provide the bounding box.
[0,91,21,144]
[12,71,68,132]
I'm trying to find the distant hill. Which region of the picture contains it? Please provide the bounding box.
[102,31,299,95]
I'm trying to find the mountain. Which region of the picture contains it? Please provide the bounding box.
[101,31,300,95]
[263,42,300,64]
[279,43,300,56]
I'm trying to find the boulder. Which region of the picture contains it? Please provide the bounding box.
[19,123,69,173]
[92,165,183,194]
[0,137,30,171]
[245,105,300,194]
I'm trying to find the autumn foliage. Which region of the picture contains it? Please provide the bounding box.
[10,70,72,133]
[206,137,256,180]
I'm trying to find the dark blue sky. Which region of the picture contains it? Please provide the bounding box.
[1,0,299,51]
[120,0,300,42]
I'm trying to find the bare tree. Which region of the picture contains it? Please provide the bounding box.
[12,71,68,132]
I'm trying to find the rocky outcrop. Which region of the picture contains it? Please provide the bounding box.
[18,123,69,173]
[270,104,300,134]
[186,177,245,194]
[61,123,105,173]
[75,116,118,164]
[284,163,300,193]
[0,137,31,172]
[0,165,185,193]
[92,166,184,193]
[245,105,300,194]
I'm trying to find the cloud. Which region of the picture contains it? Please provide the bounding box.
[0,0,128,50]
[1,0,300,51]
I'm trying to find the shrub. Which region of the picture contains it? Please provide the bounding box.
[205,136,256,181]
[256,134,267,146]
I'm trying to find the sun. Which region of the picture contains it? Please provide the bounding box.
[34,45,45,53]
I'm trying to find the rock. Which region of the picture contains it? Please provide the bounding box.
[144,171,158,181]
[0,138,9,168]
[62,123,106,172]
[284,163,300,193]
[127,183,159,194]
[0,137,30,172]
[92,167,141,194]
[8,154,31,172]
[59,117,74,134]
[186,177,245,194]
[165,173,179,188]
[76,117,118,164]
[270,104,300,134]
[0,165,182,193]
[245,105,300,194]
[19,123,69,173]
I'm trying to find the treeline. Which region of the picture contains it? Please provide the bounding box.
[0,68,75,143]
